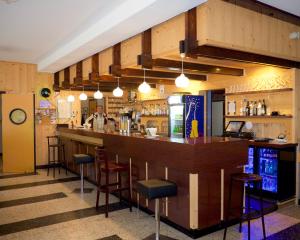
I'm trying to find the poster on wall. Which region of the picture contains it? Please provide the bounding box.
[57,99,72,119]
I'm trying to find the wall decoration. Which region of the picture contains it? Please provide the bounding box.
[9,108,27,125]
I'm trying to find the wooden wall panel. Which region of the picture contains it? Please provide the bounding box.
[82,57,92,79]
[69,64,76,84]
[0,61,55,167]
[152,13,185,58]
[0,61,36,93]
[121,34,142,67]
[198,0,300,61]
[99,48,113,75]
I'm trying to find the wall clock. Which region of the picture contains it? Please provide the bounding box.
[9,108,27,125]
[40,88,51,98]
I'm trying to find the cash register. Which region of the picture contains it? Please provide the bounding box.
[223,120,254,139]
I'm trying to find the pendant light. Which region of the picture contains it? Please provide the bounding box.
[113,77,123,97]
[67,87,75,102]
[138,68,151,94]
[94,83,103,99]
[175,55,190,88]
[79,86,87,100]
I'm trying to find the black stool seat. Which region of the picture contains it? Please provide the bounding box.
[136,179,178,240]
[137,179,177,200]
[73,154,94,165]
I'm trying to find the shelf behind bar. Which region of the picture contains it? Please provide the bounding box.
[225,88,293,96]
[225,115,293,119]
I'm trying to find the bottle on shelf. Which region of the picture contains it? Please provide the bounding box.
[249,101,253,116]
[246,101,250,116]
[262,99,267,115]
[257,100,262,116]
[253,101,257,116]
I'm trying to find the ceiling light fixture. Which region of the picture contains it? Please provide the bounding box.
[79,86,87,100]
[113,77,123,97]
[94,83,103,99]
[67,87,75,102]
[175,55,190,88]
[138,69,151,94]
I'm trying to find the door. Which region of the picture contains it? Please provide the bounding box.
[2,94,35,173]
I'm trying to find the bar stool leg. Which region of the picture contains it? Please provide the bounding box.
[80,163,84,194]
[53,147,55,178]
[223,178,233,240]
[58,146,61,175]
[247,189,251,240]
[47,146,50,176]
[63,145,67,175]
[155,198,160,240]
[259,182,266,239]
[105,171,109,218]
[239,183,245,233]
[96,168,101,209]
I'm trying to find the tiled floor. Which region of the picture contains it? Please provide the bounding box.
[0,170,300,240]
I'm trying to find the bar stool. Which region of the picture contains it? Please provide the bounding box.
[73,153,94,194]
[223,173,266,240]
[95,146,132,218]
[47,136,66,178]
[137,179,177,240]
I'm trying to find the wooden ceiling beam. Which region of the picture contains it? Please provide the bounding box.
[189,45,300,69]
[62,67,70,88]
[89,53,99,79]
[53,72,60,91]
[119,68,207,80]
[109,43,121,76]
[184,7,198,55]
[93,74,179,85]
[74,61,83,84]
[138,55,243,76]
[223,0,300,27]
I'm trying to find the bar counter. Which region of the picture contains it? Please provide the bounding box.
[58,127,249,237]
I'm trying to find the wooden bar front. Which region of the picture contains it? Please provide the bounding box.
[58,128,248,235]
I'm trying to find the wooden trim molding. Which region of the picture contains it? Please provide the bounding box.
[190,45,300,69]
[223,0,300,27]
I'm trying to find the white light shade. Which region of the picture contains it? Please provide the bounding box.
[79,92,87,100]
[67,94,75,102]
[138,81,151,94]
[113,87,123,97]
[175,73,190,88]
[94,90,103,99]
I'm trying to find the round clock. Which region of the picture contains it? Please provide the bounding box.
[40,88,51,98]
[9,108,27,125]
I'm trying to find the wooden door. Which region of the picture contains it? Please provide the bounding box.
[2,94,35,173]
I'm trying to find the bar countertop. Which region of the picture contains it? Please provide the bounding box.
[58,127,244,146]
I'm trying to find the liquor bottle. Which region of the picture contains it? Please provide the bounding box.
[246,101,250,116]
[253,101,257,116]
[249,101,253,116]
[257,100,262,116]
[261,99,266,115]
